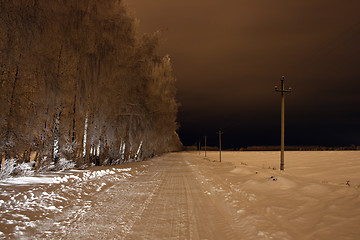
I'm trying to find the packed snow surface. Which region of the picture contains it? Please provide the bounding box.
[0,151,359,239]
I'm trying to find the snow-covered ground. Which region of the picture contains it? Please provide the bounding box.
[0,165,136,239]
[204,150,360,187]
[0,151,359,239]
[200,151,360,239]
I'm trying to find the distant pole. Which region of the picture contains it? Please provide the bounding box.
[205,136,207,157]
[198,140,201,155]
[219,129,222,163]
[275,76,292,170]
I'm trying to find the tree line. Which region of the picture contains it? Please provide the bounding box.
[0,0,181,169]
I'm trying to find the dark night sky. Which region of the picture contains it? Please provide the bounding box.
[126,0,360,148]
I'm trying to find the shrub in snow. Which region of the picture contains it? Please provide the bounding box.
[37,156,55,172]
[111,159,121,165]
[78,162,95,170]
[0,159,16,180]
[62,138,78,158]
[0,159,34,180]
[14,162,33,176]
[102,158,109,166]
[56,158,76,171]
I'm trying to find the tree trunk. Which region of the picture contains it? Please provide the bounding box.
[124,124,130,162]
[96,139,100,166]
[71,94,76,142]
[53,110,62,164]
[119,138,125,162]
[135,140,143,161]
[71,79,77,143]
[82,113,89,158]
[110,144,114,165]
[37,107,48,168]
[51,45,64,164]
[4,66,19,159]
[90,144,95,165]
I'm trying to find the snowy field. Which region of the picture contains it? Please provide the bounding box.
[200,150,360,239]
[204,151,360,187]
[0,151,359,239]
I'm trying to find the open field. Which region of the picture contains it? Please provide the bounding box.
[1,151,359,239]
[202,151,360,187]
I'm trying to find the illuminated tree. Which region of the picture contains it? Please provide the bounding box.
[0,0,181,170]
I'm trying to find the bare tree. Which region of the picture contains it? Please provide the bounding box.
[0,0,180,170]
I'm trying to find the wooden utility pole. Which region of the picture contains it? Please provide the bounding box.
[275,76,292,170]
[204,136,207,157]
[198,140,201,155]
[219,129,223,163]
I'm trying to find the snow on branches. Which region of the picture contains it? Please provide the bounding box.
[0,0,181,174]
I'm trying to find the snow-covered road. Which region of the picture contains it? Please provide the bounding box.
[1,151,360,239]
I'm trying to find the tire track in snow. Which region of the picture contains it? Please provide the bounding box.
[127,153,247,239]
[40,167,162,239]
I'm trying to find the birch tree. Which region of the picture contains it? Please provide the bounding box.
[0,0,181,170]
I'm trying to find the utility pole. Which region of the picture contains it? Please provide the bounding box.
[275,76,292,170]
[198,140,201,155]
[218,129,223,163]
[204,136,207,157]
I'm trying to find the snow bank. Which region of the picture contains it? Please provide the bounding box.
[1,176,58,185]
